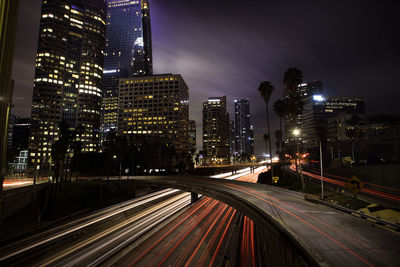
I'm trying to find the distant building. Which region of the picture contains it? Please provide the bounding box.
[117,74,189,154]
[283,80,323,98]
[7,114,14,148]
[284,81,324,145]
[301,95,365,149]
[366,124,400,162]
[202,96,230,165]
[189,120,196,153]
[102,0,153,135]
[29,0,107,171]
[327,113,354,142]
[229,120,235,162]
[9,150,28,176]
[234,99,254,159]
[297,81,323,98]
[9,117,31,152]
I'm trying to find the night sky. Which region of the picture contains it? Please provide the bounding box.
[11,0,400,154]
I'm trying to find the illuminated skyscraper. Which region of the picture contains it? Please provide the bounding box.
[234,99,254,158]
[29,0,106,171]
[102,0,153,134]
[117,74,189,154]
[202,96,230,165]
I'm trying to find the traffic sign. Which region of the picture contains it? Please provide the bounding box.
[346,176,364,195]
[273,176,279,184]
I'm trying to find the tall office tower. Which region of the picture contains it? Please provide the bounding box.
[188,120,196,153]
[0,0,19,188]
[117,74,189,154]
[202,96,230,165]
[284,81,324,144]
[102,0,153,135]
[29,0,106,171]
[296,81,323,98]
[234,99,254,158]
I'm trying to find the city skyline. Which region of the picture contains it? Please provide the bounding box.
[10,0,400,154]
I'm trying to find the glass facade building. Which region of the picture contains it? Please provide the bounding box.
[234,99,254,158]
[29,0,106,171]
[102,0,153,135]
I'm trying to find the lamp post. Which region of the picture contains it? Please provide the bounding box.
[319,140,324,200]
[293,129,305,191]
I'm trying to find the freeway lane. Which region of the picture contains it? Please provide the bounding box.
[0,189,190,265]
[110,169,261,266]
[0,168,259,266]
[133,173,400,266]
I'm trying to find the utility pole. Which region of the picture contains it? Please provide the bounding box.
[319,140,324,200]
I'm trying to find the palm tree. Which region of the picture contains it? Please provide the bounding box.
[263,133,269,157]
[258,81,274,164]
[283,67,304,94]
[273,99,285,132]
[273,99,285,155]
[274,130,283,160]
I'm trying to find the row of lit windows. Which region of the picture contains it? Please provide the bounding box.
[121,77,180,84]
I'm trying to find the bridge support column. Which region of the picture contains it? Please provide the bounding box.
[191,192,198,203]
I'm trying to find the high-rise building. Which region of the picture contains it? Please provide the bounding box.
[1,0,19,185]
[229,120,235,161]
[301,95,365,148]
[29,0,107,171]
[297,81,323,98]
[202,96,230,165]
[102,0,153,135]
[284,81,324,144]
[117,74,189,154]
[9,117,31,152]
[234,99,254,158]
[189,120,196,153]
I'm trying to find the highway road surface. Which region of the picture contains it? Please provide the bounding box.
[0,168,260,266]
[132,172,400,267]
[107,168,261,266]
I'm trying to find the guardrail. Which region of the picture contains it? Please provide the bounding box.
[305,195,400,232]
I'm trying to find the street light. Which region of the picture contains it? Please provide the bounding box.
[292,128,305,190]
[319,140,324,200]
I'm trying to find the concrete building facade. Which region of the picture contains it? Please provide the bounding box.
[117,74,189,154]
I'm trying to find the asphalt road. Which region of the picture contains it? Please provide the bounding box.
[0,168,260,266]
[132,172,400,267]
[109,169,261,266]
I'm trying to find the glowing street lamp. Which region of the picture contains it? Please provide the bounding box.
[292,128,305,190]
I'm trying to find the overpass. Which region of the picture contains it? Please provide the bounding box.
[128,175,400,267]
